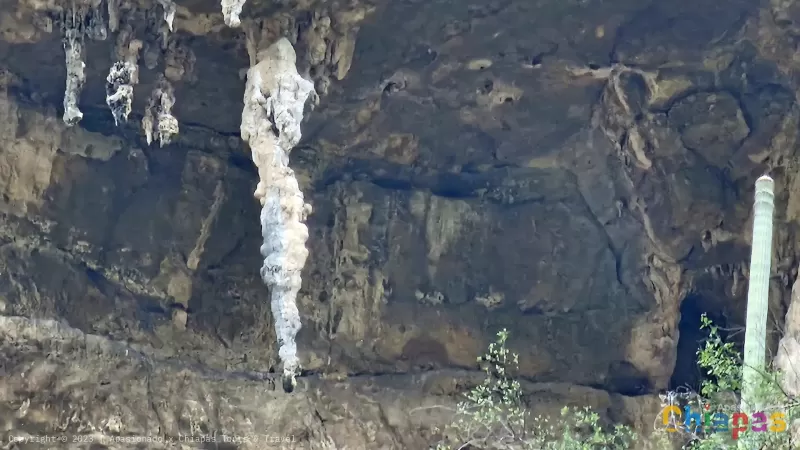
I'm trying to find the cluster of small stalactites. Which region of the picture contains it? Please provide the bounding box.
[60,0,177,146]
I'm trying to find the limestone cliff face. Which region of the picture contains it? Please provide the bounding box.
[2,0,800,447]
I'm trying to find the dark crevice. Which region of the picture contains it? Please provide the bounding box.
[81,262,105,286]
[669,294,728,392]
[655,86,721,116]
[316,159,571,205]
[226,152,258,176]
[591,361,652,396]
[372,177,413,191]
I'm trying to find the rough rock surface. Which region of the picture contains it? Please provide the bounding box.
[0,315,661,449]
[2,0,800,447]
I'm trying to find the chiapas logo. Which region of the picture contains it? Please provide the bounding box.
[659,402,787,440]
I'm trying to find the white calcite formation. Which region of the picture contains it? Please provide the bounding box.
[62,21,86,126]
[61,1,109,126]
[142,76,179,147]
[156,0,177,31]
[240,37,315,391]
[221,0,247,27]
[106,61,137,125]
[105,26,143,126]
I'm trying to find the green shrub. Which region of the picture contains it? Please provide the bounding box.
[431,329,637,449]
[429,319,798,450]
[687,314,797,449]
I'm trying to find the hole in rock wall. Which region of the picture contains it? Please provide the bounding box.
[603,361,652,396]
[669,294,729,392]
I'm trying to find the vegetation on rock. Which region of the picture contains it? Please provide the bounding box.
[430,319,799,449]
[429,328,638,449]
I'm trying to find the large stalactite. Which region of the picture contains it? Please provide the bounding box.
[240,37,315,392]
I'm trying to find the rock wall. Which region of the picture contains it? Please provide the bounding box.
[3,0,800,447]
[0,315,664,449]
